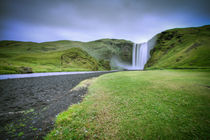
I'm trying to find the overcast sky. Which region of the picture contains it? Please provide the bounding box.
[0,0,210,43]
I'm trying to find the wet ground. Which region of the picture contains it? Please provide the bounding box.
[0,72,111,139]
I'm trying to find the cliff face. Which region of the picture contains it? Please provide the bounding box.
[145,25,210,69]
[84,39,133,63]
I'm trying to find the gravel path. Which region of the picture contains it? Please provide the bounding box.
[0,72,112,139]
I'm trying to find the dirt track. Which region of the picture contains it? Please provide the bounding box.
[0,72,111,139]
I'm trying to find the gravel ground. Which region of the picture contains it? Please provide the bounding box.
[0,72,112,140]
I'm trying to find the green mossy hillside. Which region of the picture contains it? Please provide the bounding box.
[87,39,133,62]
[0,39,133,74]
[145,25,210,69]
[61,48,100,71]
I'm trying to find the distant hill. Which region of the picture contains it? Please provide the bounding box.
[0,39,133,74]
[145,25,210,69]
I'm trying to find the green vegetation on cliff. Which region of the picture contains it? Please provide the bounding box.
[61,47,99,71]
[46,70,210,139]
[146,25,210,69]
[0,39,133,74]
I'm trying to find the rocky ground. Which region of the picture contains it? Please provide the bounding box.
[0,72,112,140]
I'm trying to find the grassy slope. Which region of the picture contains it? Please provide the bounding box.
[0,39,133,74]
[145,25,210,69]
[61,47,100,71]
[46,70,210,139]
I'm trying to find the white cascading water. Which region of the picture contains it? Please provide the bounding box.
[132,42,149,70]
[111,37,156,70]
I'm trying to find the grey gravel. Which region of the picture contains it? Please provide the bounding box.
[0,71,113,140]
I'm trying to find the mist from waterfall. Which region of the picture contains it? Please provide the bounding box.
[132,43,149,70]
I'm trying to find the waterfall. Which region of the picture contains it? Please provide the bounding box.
[132,42,149,70]
[111,36,156,70]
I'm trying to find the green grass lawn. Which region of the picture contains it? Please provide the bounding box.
[45,70,210,140]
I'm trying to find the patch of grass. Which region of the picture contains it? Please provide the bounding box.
[45,70,210,139]
[32,127,38,131]
[18,132,24,137]
[24,108,34,114]
[4,121,26,136]
[146,25,210,69]
[70,77,96,92]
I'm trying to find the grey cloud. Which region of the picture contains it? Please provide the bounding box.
[0,0,210,42]
[1,0,209,25]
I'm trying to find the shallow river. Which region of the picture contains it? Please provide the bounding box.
[0,71,116,80]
